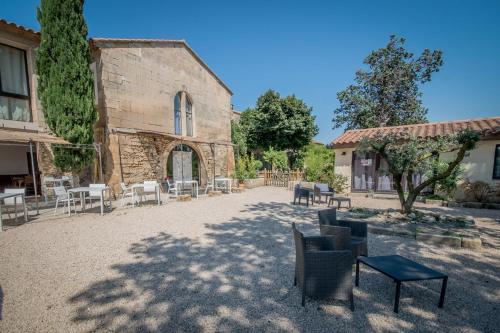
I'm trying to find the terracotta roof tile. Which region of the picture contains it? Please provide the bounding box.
[331,116,500,147]
[0,19,39,36]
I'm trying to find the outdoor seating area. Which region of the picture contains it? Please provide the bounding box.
[0,175,240,231]
[293,183,351,209]
[0,187,497,332]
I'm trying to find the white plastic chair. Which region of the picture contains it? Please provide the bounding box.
[120,182,134,206]
[53,186,76,215]
[42,176,56,202]
[166,180,178,196]
[85,183,106,208]
[143,181,159,202]
[3,188,26,221]
[205,179,214,194]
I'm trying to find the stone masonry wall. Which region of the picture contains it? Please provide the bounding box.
[106,132,234,194]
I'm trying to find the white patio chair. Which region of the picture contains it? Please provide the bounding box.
[120,182,134,206]
[53,186,76,215]
[42,176,56,202]
[85,183,106,208]
[143,181,159,202]
[205,179,214,194]
[2,188,26,222]
[166,180,178,196]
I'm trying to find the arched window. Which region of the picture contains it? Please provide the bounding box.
[185,95,193,136]
[174,92,182,135]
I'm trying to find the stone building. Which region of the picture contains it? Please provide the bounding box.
[0,18,235,194]
[90,38,235,192]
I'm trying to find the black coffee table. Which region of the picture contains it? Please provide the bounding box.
[355,255,448,313]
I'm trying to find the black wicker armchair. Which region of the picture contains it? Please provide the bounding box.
[292,223,354,310]
[318,209,368,261]
[293,184,314,206]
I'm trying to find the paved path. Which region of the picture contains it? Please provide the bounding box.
[0,187,498,332]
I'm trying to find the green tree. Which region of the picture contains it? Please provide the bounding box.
[334,35,443,130]
[36,0,97,172]
[359,129,480,214]
[231,119,247,157]
[303,144,334,181]
[244,90,318,151]
[262,147,288,171]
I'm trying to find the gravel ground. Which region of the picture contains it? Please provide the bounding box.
[0,187,499,332]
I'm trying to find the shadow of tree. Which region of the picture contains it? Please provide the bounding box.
[68,201,499,332]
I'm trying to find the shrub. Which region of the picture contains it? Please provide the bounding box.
[461,181,492,202]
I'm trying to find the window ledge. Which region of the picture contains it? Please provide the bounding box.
[0,119,39,131]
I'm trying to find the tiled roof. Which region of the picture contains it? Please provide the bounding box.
[90,38,233,95]
[0,19,39,36]
[331,117,500,147]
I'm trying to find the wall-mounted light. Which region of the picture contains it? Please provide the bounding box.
[341,151,346,156]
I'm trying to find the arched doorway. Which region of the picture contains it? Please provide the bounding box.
[166,143,201,183]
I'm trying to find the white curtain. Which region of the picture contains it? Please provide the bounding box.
[0,45,28,95]
[0,45,30,121]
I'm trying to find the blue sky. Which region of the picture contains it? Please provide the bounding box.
[1,0,499,143]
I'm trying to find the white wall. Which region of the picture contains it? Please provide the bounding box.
[333,147,355,193]
[460,140,500,184]
[0,145,30,175]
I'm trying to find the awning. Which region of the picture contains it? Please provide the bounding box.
[0,129,68,144]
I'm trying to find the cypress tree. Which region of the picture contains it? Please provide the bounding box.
[36,0,97,172]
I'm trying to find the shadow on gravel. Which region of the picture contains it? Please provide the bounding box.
[68,201,499,332]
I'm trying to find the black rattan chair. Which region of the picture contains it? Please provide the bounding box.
[318,209,368,261]
[293,184,314,206]
[292,222,354,310]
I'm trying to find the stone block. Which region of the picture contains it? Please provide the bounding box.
[462,202,484,209]
[177,194,191,202]
[485,203,500,210]
[208,191,222,197]
[416,233,461,248]
[461,237,482,250]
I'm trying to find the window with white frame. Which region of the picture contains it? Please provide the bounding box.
[0,43,31,122]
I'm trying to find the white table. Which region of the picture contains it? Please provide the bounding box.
[214,178,232,193]
[0,192,28,232]
[175,180,199,198]
[68,187,112,215]
[132,183,161,206]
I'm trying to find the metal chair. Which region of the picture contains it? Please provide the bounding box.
[292,222,354,310]
[85,183,106,208]
[120,182,134,206]
[53,186,76,215]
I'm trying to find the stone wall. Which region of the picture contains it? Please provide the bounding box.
[105,132,234,193]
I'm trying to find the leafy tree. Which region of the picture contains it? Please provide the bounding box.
[359,129,480,213]
[244,90,318,151]
[303,144,335,181]
[334,35,443,130]
[36,0,97,172]
[234,154,261,180]
[262,147,288,171]
[231,120,247,157]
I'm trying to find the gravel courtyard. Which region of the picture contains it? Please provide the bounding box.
[0,187,498,333]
